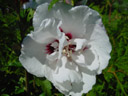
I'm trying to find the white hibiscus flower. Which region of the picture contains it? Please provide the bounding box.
[19,2,112,96]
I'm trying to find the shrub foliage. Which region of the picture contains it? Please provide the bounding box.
[0,0,128,96]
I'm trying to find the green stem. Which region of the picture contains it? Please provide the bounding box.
[108,66,127,96]
[25,70,30,96]
[113,72,127,96]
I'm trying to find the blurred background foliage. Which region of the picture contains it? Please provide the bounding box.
[0,0,128,96]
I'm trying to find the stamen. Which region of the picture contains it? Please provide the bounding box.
[62,44,76,58]
[62,49,66,54]
[65,36,69,40]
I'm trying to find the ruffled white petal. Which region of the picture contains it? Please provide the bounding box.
[46,52,58,62]
[33,2,71,31]
[72,53,86,67]
[53,56,82,83]
[90,19,112,53]
[33,3,53,31]
[84,48,100,71]
[59,5,100,38]
[32,18,61,44]
[43,64,54,82]
[33,31,56,44]
[91,43,111,74]
[72,48,99,71]
[69,73,96,96]
[19,35,46,77]
[19,56,45,77]
[60,9,85,38]
[89,20,112,74]
[54,80,72,93]
[82,73,96,93]
[83,49,95,65]
[51,56,82,94]
[73,38,86,51]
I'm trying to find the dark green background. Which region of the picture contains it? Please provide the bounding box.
[0,0,128,96]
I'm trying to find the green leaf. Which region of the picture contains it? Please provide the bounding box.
[1,94,9,96]
[39,93,45,96]
[35,78,52,96]
[41,80,52,96]
[48,0,59,10]
[27,9,34,22]
[14,86,24,94]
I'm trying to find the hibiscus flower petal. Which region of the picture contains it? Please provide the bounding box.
[33,3,53,31]
[73,38,86,51]
[53,56,82,83]
[72,53,86,67]
[32,18,61,44]
[84,48,100,71]
[19,35,46,77]
[54,80,72,93]
[89,22,112,74]
[59,5,100,38]
[69,73,96,96]
[46,52,58,61]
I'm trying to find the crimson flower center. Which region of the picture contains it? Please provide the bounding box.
[45,27,87,56]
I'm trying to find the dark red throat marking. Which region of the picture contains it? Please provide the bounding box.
[66,33,72,40]
[59,27,63,32]
[45,39,59,54]
[46,44,55,54]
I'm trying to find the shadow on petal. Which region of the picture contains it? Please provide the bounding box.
[55,80,72,93]
[22,36,46,64]
[45,57,62,73]
[84,49,95,65]
[79,66,97,76]
[65,61,78,71]
[71,82,84,93]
